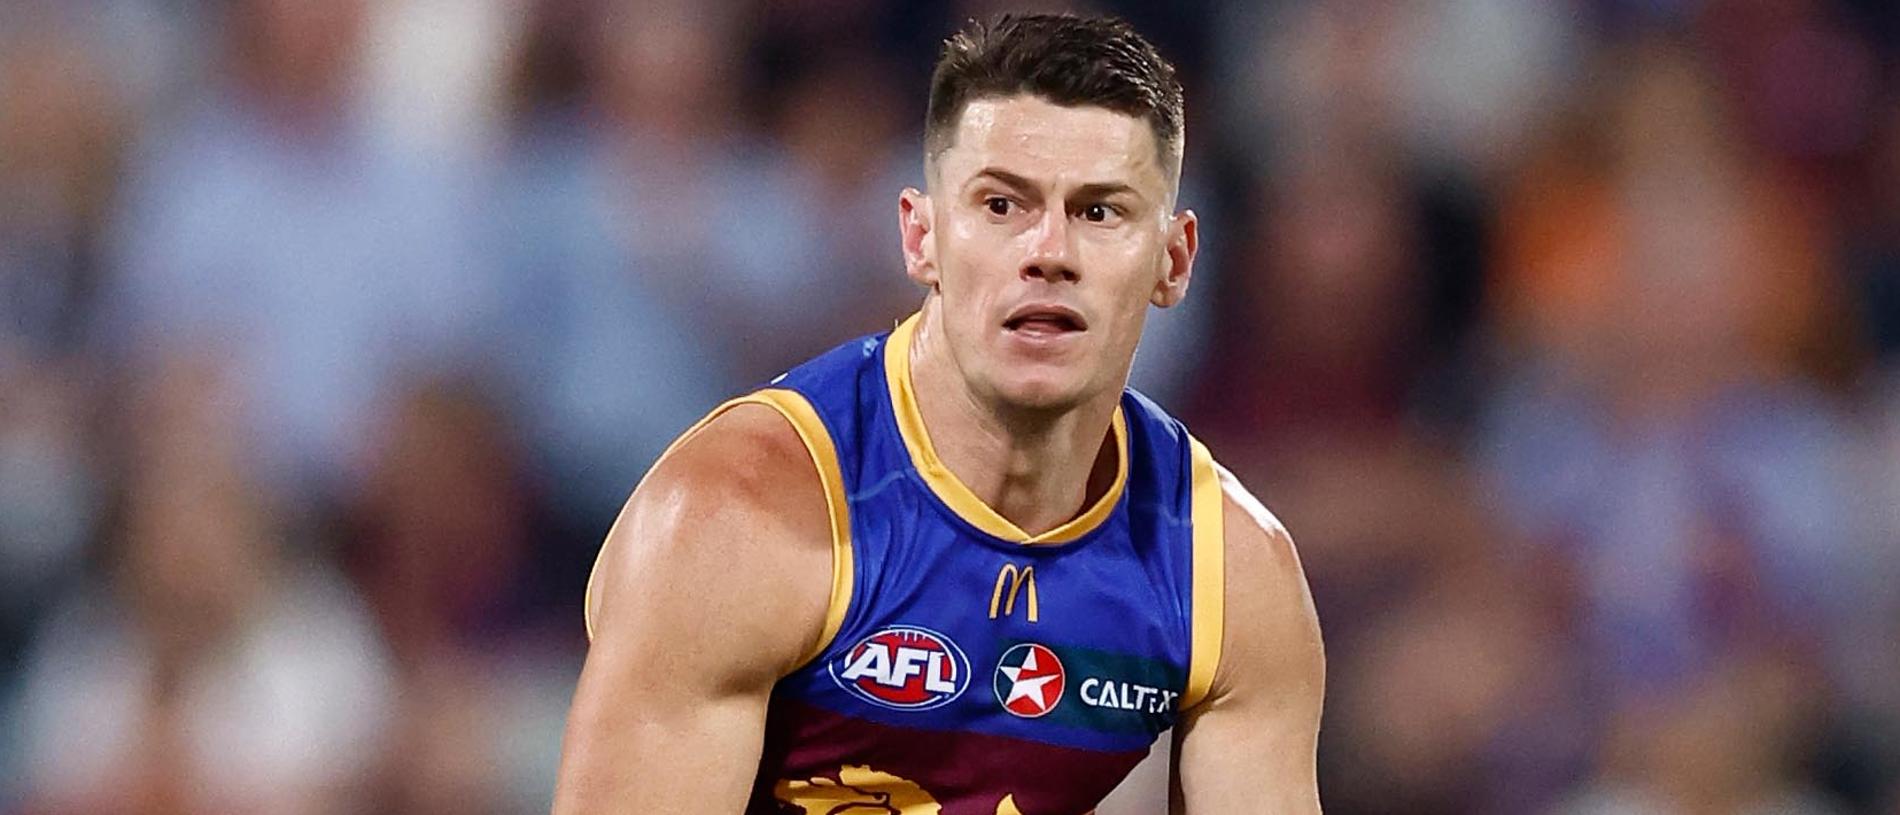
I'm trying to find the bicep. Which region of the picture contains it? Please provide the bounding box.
[1169,664,1323,814]
[556,624,776,812]
[1171,493,1325,814]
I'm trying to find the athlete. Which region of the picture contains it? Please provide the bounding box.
[553,13,1324,814]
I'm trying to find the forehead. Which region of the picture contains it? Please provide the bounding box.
[937,95,1167,194]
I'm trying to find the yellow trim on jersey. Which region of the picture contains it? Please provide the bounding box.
[584,390,854,673]
[749,388,855,669]
[882,312,1128,545]
[1181,437,1226,710]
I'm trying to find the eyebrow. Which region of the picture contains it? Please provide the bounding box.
[968,167,1145,202]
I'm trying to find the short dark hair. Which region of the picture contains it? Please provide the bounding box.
[924,13,1185,180]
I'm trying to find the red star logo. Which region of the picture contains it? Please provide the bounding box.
[994,643,1065,718]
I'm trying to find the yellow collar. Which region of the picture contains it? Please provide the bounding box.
[883,313,1129,545]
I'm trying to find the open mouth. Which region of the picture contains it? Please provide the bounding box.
[1003,306,1088,336]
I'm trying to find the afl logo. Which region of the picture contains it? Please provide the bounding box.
[829,625,970,711]
[994,643,1066,718]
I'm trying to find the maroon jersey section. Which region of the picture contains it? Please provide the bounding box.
[747,698,1150,815]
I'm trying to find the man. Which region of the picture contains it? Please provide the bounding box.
[553,13,1323,814]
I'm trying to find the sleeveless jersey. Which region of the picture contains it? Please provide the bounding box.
[588,313,1227,815]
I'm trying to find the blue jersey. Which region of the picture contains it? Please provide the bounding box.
[594,313,1227,814]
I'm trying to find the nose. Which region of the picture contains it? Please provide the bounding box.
[1022,207,1078,284]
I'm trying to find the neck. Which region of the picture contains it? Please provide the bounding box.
[906,304,1122,538]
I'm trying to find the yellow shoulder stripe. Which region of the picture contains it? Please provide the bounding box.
[583,389,854,672]
[1181,436,1226,710]
[749,388,855,669]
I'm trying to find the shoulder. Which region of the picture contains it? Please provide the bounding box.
[1208,460,1324,704]
[638,398,835,539]
[1169,460,1326,814]
[585,397,838,678]
[1214,463,1305,601]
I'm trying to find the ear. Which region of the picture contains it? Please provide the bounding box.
[1152,208,1198,308]
[899,188,938,289]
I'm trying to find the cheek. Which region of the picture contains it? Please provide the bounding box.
[938,219,1017,294]
[1081,236,1163,296]
[933,225,1010,345]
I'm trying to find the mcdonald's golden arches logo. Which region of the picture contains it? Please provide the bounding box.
[989,563,1038,623]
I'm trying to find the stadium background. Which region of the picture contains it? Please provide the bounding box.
[3,0,1899,811]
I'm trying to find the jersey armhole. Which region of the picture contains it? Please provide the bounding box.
[583,388,855,669]
[1180,436,1226,710]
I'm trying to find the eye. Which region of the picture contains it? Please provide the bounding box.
[985,196,1013,216]
[1082,203,1112,223]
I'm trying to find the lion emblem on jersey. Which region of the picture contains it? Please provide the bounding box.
[775,765,940,814]
[774,766,1026,814]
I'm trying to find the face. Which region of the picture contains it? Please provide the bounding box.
[900,95,1198,412]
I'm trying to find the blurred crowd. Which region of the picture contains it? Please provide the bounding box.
[2,0,1898,812]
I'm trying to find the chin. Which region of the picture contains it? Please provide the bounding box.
[985,371,1094,414]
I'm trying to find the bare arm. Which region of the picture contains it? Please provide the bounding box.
[551,403,834,813]
[1171,466,1326,813]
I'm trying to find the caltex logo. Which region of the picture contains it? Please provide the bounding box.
[829,625,969,711]
[993,643,1066,718]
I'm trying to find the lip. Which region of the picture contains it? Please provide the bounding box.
[1002,303,1089,333]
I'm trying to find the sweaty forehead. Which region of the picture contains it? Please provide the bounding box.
[936,96,1167,195]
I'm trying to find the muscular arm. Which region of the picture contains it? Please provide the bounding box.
[552,404,835,813]
[1170,466,1326,813]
